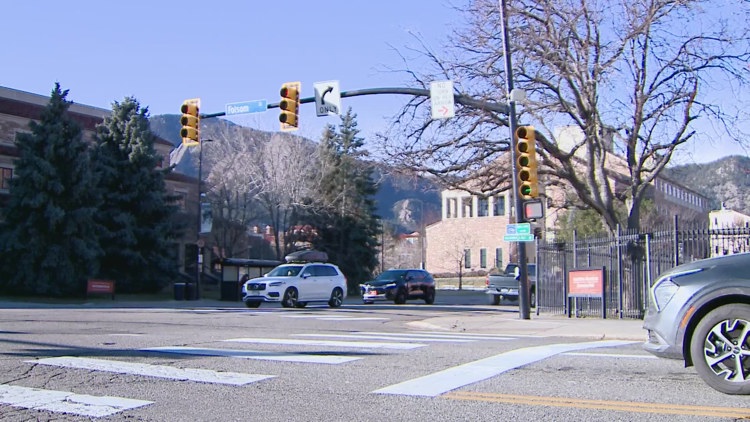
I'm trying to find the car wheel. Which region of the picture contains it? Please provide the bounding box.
[491,295,501,306]
[244,301,261,308]
[689,304,750,395]
[281,288,299,308]
[363,301,374,305]
[294,302,307,308]
[424,288,435,305]
[328,288,344,308]
[394,288,407,305]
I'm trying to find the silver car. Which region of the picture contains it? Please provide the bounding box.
[643,252,750,395]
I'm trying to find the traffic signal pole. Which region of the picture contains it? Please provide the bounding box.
[499,0,531,319]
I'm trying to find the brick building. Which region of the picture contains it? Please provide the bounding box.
[0,85,198,276]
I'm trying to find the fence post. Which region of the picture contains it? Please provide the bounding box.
[673,214,680,266]
[616,224,623,319]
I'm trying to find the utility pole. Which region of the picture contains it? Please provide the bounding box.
[499,0,531,319]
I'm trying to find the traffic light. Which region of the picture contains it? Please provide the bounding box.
[516,125,539,200]
[180,98,201,147]
[279,82,300,131]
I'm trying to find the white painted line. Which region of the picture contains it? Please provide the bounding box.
[223,338,426,350]
[0,384,152,417]
[563,352,658,359]
[277,314,387,321]
[355,331,514,341]
[295,333,475,343]
[143,346,360,364]
[373,340,637,397]
[26,357,274,386]
[415,330,544,339]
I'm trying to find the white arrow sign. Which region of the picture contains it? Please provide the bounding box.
[314,80,341,117]
[430,80,455,119]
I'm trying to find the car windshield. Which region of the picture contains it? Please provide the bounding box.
[266,265,303,277]
[375,270,408,280]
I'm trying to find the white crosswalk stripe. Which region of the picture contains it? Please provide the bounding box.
[223,337,426,349]
[142,346,361,364]
[26,356,274,385]
[0,384,152,417]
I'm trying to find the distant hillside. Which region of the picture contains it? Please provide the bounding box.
[149,115,442,227]
[666,155,750,215]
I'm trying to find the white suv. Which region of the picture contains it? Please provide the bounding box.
[242,261,347,309]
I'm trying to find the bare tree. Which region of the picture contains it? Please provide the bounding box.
[378,0,750,232]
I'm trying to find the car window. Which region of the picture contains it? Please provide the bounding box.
[307,265,337,277]
[377,270,406,280]
[267,265,303,277]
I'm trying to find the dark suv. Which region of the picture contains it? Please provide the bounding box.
[360,269,436,304]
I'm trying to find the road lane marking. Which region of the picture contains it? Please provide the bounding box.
[0,384,152,417]
[355,331,514,341]
[415,330,544,338]
[142,346,360,364]
[295,333,475,343]
[563,352,657,359]
[442,392,750,418]
[26,357,274,386]
[223,338,426,350]
[278,314,388,321]
[373,340,635,396]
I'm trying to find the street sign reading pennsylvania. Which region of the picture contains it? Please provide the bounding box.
[225,100,268,116]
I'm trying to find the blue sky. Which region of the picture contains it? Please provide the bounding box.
[2,1,746,164]
[2,1,458,141]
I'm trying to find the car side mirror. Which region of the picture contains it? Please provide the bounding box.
[302,272,312,279]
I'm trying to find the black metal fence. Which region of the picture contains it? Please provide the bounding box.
[536,216,750,319]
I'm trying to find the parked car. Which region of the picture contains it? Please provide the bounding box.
[643,252,750,395]
[360,269,436,304]
[241,251,347,309]
[485,263,536,307]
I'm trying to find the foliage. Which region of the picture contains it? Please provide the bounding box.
[303,108,381,294]
[0,84,103,296]
[379,0,750,233]
[91,97,184,293]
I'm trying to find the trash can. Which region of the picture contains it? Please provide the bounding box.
[174,283,186,300]
[185,282,197,300]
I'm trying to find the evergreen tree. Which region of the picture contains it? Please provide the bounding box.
[307,109,381,294]
[91,97,183,293]
[0,84,102,296]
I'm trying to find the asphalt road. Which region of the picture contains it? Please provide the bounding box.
[0,294,748,421]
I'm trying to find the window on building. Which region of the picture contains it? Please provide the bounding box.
[0,167,12,191]
[173,190,188,211]
[493,195,505,216]
[495,248,503,269]
[480,248,487,268]
[478,197,489,217]
[464,249,471,268]
[446,197,457,218]
[462,197,473,218]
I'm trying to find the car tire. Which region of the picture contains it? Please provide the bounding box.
[328,287,344,308]
[363,301,374,305]
[424,288,435,305]
[281,288,299,308]
[394,288,407,305]
[244,301,261,308]
[294,302,307,308]
[491,294,501,306]
[689,303,750,395]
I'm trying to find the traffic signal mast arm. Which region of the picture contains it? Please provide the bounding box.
[199,87,510,119]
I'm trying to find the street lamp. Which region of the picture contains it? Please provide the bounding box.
[195,139,213,299]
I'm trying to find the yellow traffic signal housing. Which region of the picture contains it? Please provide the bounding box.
[180,99,201,147]
[516,125,539,199]
[279,82,300,131]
